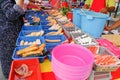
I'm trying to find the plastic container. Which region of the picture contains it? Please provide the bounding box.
[19,30,44,37]
[70,31,98,47]
[46,43,60,52]
[40,21,50,26]
[75,9,110,38]
[52,44,94,80]
[46,43,60,61]
[44,29,58,35]
[12,46,46,62]
[72,8,81,28]
[63,27,80,38]
[21,25,42,30]
[25,10,38,20]
[41,25,51,30]
[96,38,120,58]
[88,70,111,80]
[8,58,42,80]
[16,36,45,46]
[94,46,120,72]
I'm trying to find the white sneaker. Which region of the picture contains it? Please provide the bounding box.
[102,30,109,34]
[110,30,119,34]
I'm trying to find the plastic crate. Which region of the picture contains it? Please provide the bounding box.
[25,10,37,19]
[40,21,50,26]
[63,27,80,38]
[19,30,44,37]
[41,25,51,30]
[71,31,98,47]
[21,25,42,30]
[44,35,67,45]
[25,10,46,19]
[46,43,59,52]
[9,58,42,80]
[46,44,59,61]
[40,18,48,22]
[12,46,46,62]
[47,54,52,61]
[94,47,120,72]
[16,36,45,46]
[88,70,111,80]
[44,29,58,35]
[39,14,48,20]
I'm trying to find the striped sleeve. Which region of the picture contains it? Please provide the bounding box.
[0,0,24,20]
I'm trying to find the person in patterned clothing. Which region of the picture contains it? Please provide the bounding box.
[0,0,25,78]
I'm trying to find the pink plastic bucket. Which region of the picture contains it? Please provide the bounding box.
[52,65,92,80]
[52,62,92,76]
[52,44,94,80]
[52,57,93,72]
[52,44,94,67]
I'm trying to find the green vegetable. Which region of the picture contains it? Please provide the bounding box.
[59,7,71,16]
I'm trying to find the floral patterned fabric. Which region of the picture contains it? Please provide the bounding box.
[0,0,24,78]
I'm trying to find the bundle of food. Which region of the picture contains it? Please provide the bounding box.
[63,22,74,27]
[25,30,44,37]
[32,16,41,23]
[16,44,46,57]
[48,24,61,30]
[88,46,99,55]
[45,28,63,35]
[47,19,57,26]
[20,39,41,46]
[94,54,120,72]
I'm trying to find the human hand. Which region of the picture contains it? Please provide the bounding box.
[100,8,108,14]
[83,4,89,9]
[15,0,24,8]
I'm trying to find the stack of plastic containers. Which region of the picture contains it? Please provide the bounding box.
[40,13,68,61]
[12,10,68,63]
[51,44,94,80]
[12,10,48,62]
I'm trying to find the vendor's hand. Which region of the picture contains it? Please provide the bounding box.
[15,0,24,8]
[83,4,89,9]
[37,6,43,11]
[100,8,108,14]
[104,26,112,31]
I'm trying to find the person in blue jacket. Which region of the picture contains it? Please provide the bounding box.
[0,0,25,78]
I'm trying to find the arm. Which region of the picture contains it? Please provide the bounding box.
[24,0,36,6]
[106,0,115,12]
[83,0,91,9]
[100,0,115,14]
[0,0,24,21]
[105,19,120,31]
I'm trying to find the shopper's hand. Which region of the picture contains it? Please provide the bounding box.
[15,0,24,8]
[100,8,108,14]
